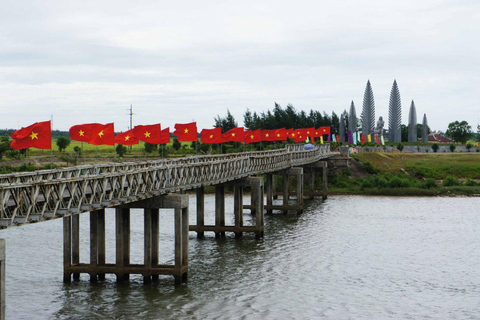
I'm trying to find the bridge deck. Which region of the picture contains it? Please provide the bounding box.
[0,144,331,228]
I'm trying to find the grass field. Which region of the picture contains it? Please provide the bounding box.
[353,152,480,179]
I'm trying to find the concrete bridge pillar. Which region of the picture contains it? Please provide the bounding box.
[0,239,5,320]
[302,161,328,200]
[272,168,304,214]
[191,177,264,239]
[63,193,189,285]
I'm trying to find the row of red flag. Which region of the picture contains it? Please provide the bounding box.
[9,121,331,150]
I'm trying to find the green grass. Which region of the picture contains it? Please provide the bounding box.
[353,153,480,180]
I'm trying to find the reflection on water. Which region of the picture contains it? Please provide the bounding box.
[2,196,480,319]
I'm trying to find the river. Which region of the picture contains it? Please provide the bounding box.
[1,195,479,319]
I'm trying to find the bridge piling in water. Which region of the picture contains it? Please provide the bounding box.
[0,239,5,320]
[190,177,264,239]
[63,194,189,285]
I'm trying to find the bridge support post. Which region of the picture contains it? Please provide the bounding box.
[272,174,278,200]
[249,177,265,239]
[115,207,130,282]
[0,239,4,320]
[196,187,205,239]
[302,161,328,200]
[64,194,188,285]
[63,215,81,283]
[266,174,273,214]
[234,185,243,238]
[72,215,80,281]
[215,185,226,239]
[190,178,264,239]
[321,161,328,200]
[89,209,106,282]
[63,216,72,283]
[306,168,315,200]
[295,168,304,214]
[282,171,290,214]
[265,168,304,214]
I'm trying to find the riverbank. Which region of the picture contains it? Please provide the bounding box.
[329,152,480,196]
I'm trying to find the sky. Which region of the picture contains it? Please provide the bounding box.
[1,0,479,133]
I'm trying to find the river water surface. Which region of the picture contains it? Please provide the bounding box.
[2,195,479,319]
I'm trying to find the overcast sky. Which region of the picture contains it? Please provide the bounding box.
[1,0,479,132]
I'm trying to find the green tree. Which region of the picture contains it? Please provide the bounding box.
[116,144,127,157]
[400,124,408,142]
[144,142,158,153]
[432,143,439,153]
[397,143,404,152]
[172,138,181,151]
[214,109,238,132]
[466,143,473,152]
[56,136,71,152]
[0,135,12,160]
[449,144,456,152]
[417,123,431,139]
[445,120,472,144]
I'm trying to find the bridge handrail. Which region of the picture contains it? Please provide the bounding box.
[0,145,325,185]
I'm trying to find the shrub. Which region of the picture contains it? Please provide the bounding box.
[56,137,71,152]
[449,144,456,152]
[431,143,439,153]
[342,168,352,176]
[422,178,437,189]
[363,161,379,174]
[116,144,127,157]
[443,176,460,186]
[144,143,158,154]
[466,143,473,152]
[172,138,181,151]
[73,146,81,155]
[397,143,404,152]
[17,163,36,172]
[465,178,477,186]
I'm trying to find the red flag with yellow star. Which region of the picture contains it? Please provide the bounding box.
[89,123,114,146]
[294,129,307,143]
[174,122,197,141]
[244,129,261,144]
[201,128,223,144]
[274,128,287,141]
[11,121,52,150]
[115,129,139,146]
[318,126,331,135]
[69,123,97,142]
[132,124,162,144]
[222,127,244,143]
[159,127,170,144]
[262,130,276,142]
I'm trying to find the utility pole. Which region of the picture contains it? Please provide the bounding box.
[128,105,135,151]
[129,104,134,130]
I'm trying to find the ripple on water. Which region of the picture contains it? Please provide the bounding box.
[2,195,480,319]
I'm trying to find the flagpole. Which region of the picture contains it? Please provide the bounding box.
[50,115,53,168]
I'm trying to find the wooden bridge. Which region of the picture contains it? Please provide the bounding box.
[0,144,332,317]
[0,144,331,228]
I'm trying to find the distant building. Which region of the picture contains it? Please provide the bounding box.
[428,133,453,143]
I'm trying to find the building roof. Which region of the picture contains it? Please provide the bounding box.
[427,133,453,143]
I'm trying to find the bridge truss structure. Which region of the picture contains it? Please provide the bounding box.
[0,144,331,228]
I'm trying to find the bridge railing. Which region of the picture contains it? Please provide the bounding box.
[0,144,330,227]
